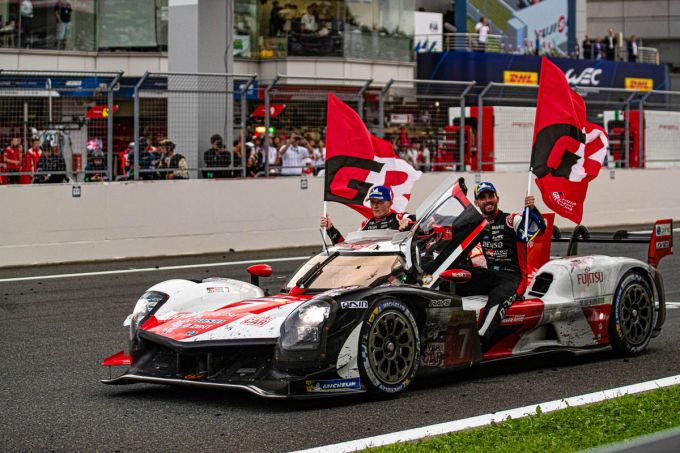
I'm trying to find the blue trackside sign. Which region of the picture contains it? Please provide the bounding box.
[417,51,668,90]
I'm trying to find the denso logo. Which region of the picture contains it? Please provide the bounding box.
[577,268,604,286]
[565,68,602,86]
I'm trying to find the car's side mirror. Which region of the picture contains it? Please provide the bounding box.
[439,268,471,284]
[247,264,272,287]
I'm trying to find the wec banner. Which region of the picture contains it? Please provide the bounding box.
[530,58,609,224]
[324,94,422,218]
[417,51,668,90]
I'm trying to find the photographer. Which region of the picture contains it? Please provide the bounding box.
[279,132,311,176]
[203,134,231,178]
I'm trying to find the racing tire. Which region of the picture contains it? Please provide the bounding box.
[358,299,420,398]
[609,271,655,356]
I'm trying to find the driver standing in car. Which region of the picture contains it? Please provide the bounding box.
[459,182,545,352]
[320,185,412,245]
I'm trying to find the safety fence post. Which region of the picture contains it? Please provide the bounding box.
[264,75,280,177]
[459,82,475,171]
[477,83,493,172]
[107,71,123,182]
[357,78,373,122]
[240,75,257,178]
[133,71,150,181]
[622,91,637,168]
[638,91,651,168]
[378,79,394,139]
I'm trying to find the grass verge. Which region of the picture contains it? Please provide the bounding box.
[371,385,680,452]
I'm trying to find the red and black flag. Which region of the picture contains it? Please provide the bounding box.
[325,93,422,218]
[531,57,609,224]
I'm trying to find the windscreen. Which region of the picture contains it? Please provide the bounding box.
[285,254,403,290]
[411,196,484,273]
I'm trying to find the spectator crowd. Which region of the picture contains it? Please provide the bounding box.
[1,129,451,184]
[471,16,645,63]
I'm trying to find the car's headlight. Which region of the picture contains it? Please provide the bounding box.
[280,299,334,351]
[129,291,168,339]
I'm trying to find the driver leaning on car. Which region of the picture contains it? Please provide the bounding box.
[459,182,545,352]
[320,185,412,245]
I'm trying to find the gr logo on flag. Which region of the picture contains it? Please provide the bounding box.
[324,94,421,217]
[530,58,609,224]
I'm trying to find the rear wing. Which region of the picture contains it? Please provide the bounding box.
[552,219,673,268]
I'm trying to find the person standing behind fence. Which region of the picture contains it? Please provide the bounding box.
[474,16,489,52]
[158,139,188,180]
[604,28,617,60]
[36,144,67,183]
[204,134,230,178]
[54,1,72,50]
[20,138,42,184]
[593,38,602,60]
[582,35,592,59]
[3,138,22,184]
[279,133,310,176]
[85,149,107,182]
[628,35,639,63]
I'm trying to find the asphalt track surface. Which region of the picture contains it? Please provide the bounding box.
[1,231,679,452]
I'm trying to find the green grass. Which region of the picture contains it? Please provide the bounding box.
[371,385,680,452]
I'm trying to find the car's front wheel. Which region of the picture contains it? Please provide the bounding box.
[358,299,420,398]
[609,271,655,356]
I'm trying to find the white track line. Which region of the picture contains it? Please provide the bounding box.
[0,256,309,283]
[292,375,680,453]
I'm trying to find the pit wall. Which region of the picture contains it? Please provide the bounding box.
[2,169,679,267]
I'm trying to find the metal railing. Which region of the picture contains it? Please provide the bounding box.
[2,71,679,186]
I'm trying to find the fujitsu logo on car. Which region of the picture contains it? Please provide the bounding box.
[577,267,604,286]
[564,68,603,86]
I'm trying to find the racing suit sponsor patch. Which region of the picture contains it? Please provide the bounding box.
[305,378,361,393]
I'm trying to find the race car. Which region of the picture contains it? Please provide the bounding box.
[102,177,673,398]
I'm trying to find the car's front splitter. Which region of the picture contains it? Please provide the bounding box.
[101,372,366,399]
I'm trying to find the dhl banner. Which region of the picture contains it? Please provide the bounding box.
[625,78,653,92]
[504,71,538,85]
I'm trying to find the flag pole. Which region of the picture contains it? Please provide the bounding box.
[524,167,533,241]
[321,200,331,252]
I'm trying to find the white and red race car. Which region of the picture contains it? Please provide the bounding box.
[102,178,672,398]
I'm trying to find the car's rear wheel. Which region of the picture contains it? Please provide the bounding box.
[358,299,420,398]
[609,271,655,356]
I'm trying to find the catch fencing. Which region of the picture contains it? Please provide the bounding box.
[262,75,372,176]
[134,72,256,180]
[2,70,680,185]
[0,69,122,183]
